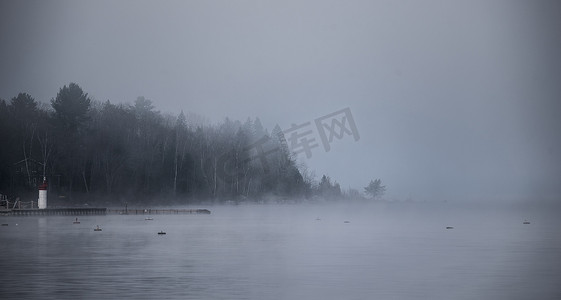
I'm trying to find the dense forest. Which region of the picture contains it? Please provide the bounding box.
[0,83,362,206]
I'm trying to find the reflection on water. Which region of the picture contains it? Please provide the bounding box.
[1,203,560,299]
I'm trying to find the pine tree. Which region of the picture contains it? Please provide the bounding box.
[364,179,386,200]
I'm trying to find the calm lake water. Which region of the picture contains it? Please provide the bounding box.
[1,202,560,299]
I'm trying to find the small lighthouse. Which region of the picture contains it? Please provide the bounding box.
[38,177,48,209]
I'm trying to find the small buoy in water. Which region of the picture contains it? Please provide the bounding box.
[94,225,102,231]
[73,217,80,224]
[523,220,530,224]
[446,226,454,229]
[158,231,166,235]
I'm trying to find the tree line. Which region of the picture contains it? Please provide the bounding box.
[0,83,306,205]
[0,83,385,206]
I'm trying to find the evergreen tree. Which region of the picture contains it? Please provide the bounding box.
[51,83,91,131]
[365,179,386,200]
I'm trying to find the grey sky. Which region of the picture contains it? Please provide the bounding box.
[1,0,560,202]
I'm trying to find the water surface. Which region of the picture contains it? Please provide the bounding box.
[1,203,560,299]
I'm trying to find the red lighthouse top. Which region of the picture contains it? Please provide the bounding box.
[38,178,48,190]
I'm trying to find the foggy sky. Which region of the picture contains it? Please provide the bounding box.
[1,0,560,202]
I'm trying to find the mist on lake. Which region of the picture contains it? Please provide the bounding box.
[1,202,560,299]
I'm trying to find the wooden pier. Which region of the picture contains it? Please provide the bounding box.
[107,208,211,215]
[1,208,107,216]
[0,208,210,216]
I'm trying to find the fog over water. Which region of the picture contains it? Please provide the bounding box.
[1,1,561,299]
[1,203,560,299]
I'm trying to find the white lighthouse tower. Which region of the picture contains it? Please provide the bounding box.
[38,177,48,209]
